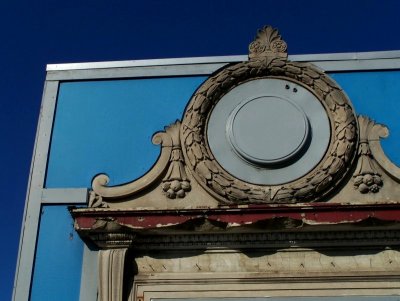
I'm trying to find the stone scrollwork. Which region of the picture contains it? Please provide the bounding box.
[89,121,191,206]
[367,119,400,181]
[352,115,400,194]
[180,26,358,205]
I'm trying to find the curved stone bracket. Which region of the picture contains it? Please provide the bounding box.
[90,121,191,207]
[365,116,400,181]
[353,116,400,194]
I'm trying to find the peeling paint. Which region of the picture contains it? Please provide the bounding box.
[72,203,400,233]
[301,218,363,225]
[226,222,242,228]
[155,223,180,228]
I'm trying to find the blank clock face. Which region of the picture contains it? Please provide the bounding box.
[207,78,330,185]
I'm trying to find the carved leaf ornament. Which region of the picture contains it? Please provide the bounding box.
[180,26,358,204]
[353,116,383,193]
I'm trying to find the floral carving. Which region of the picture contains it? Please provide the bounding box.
[180,26,358,204]
[353,116,383,193]
[249,26,287,60]
[270,40,287,53]
[161,122,191,198]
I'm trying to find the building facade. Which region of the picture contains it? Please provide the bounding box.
[14,27,400,301]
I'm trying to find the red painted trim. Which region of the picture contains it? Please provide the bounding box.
[71,203,400,230]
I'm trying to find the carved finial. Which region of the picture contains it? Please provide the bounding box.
[249,26,288,61]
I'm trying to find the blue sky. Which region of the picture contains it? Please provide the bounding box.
[2,0,400,299]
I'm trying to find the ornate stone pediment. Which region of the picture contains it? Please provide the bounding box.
[76,26,400,211]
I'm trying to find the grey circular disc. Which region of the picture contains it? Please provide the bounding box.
[227,96,309,165]
[207,78,330,185]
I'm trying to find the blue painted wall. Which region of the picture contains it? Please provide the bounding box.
[45,72,400,189]
[46,77,207,188]
[331,71,400,165]
[30,206,83,301]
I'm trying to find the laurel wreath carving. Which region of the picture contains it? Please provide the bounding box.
[181,56,358,204]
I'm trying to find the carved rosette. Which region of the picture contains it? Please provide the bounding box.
[180,26,358,204]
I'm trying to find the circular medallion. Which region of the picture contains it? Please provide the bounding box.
[227,95,309,166]
[207,78,330,185]
[180,28,358,204]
